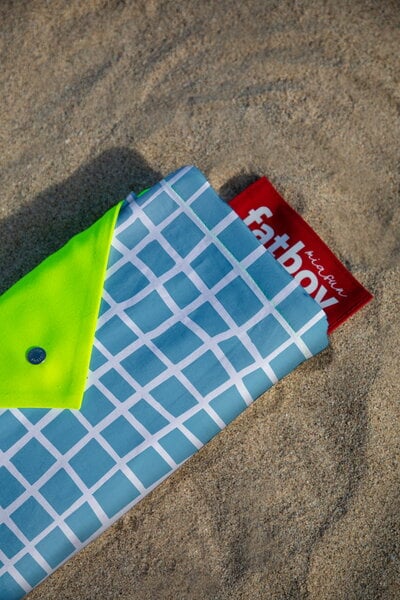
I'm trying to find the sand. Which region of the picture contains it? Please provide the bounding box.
[1,0,399,598]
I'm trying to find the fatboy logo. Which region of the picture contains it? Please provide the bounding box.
[229,177,373,333]
[244,206,341,310]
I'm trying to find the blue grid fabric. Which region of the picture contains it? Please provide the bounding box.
[0,166,328,599]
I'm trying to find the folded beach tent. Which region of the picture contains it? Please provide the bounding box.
[0,166,328,599]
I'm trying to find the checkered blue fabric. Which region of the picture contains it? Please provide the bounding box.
[0,166,328,599]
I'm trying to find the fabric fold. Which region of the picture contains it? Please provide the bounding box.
[0,166,328,599]
[0,201,122,409]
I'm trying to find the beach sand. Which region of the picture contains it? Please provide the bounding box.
[1,1,399,598]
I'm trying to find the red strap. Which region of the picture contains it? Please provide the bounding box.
[229,177,372,334]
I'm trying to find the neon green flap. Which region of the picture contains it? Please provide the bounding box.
[0,202,122,409]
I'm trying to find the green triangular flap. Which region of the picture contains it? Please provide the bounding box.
[0,202,122,409]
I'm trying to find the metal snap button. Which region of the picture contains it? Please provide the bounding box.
[27,347,47,365]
